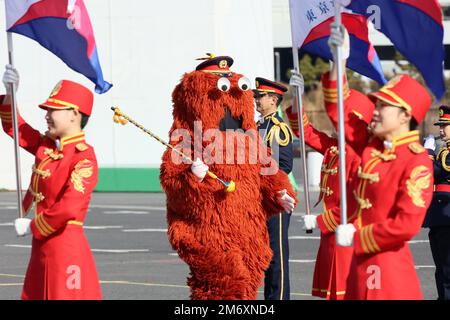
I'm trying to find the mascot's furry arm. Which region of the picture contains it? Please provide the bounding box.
[160,146,215,215]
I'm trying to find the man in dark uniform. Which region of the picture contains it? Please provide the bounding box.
[254,77,294,300]
[423,105,450,300]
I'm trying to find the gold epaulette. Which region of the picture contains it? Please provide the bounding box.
[76,143,89,152]
[265,116,294,147]
[408,142,425,154]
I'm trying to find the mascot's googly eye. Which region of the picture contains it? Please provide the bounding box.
[217,77,231,92]
[238,77,251,91]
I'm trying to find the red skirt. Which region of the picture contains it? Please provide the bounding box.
[21,224,101,300]
[312,232,354,300]
[344,244,423,300]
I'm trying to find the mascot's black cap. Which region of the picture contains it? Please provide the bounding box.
[195,53,233,76]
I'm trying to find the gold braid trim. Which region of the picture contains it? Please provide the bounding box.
[357,167,380,184]
[371,150,397,161]
[32,164,51,179]
[265,117,293,147]
[44,148,64,160]
[29,189,45,202]
[320,187,334,197]
[440,150,450,172]
[354,190,372,209]
[322,166,338,175]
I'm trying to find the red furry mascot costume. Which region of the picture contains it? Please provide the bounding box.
[160,54,297,300]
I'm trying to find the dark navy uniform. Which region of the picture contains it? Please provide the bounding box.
[255,78,294,300]
[423,105,450,300]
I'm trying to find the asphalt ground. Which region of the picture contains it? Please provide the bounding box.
[0,186,438,300]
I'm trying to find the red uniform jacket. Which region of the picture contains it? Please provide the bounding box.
[0,97,101,300]
[287,108,359,299]
[320,77,434,299]
[348,132,433,299]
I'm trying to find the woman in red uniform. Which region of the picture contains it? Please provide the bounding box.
[286,81,374,299]
[1,65,101,300]
[326,26,434,300]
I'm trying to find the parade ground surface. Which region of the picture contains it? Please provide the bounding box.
[0,161,438,300]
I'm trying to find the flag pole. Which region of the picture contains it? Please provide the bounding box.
[288,2,312,233]
[6,31,24,219]
[333,3,348,227]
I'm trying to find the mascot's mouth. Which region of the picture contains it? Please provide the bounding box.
[219,107,243,131]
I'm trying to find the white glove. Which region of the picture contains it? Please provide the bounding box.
[336,223,356,247]
[14,218,31,237]
[424,134,436,151]
[328,22,350,60]
[2,64,19,95]
[277,189,295,213]
[302,214,317,230]
[289,71,305,95]
[190,157,209,182]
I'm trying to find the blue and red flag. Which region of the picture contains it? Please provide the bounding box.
[346,0,445,100]
[289,0,387,84]
[5,0,112,94]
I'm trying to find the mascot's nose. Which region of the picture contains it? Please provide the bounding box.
[219,107,243,131]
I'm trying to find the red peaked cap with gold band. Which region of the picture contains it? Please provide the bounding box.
[434,105,450,126]
[368,74,432,124]
[253,77,288,96]
[196,53,234,76]
[39,80,94,116]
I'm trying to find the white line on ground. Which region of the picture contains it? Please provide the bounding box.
[98,279,311,296]
[103,210,151,215]
[84,226,123,230]
[5,245,149,254]
[0,274,24,278]
[415,265,435,269]
[0,223,13,226]
[0,203,164,211]
[91,249,150,254]
[5,245,31,249]
[289,236,320,240]
[289,259,316,263]
[122,228,168,233]
[408,240,429,244]
[93,204,165,211]
[0,202,167,211]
